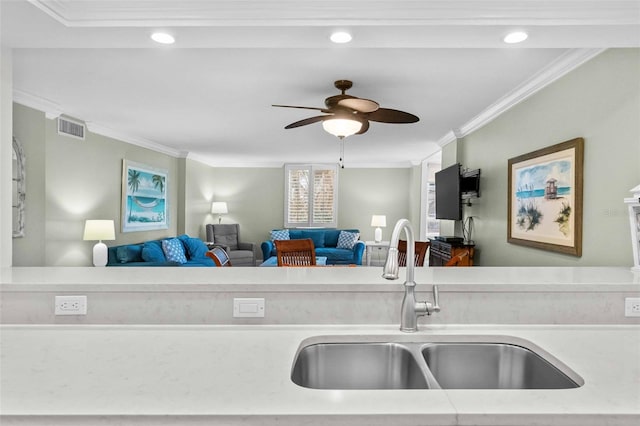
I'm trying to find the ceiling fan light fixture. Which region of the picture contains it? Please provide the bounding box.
[151,32,175,44]
[503,31,528,44]
[322,118,362,139]
[330,31,352,44]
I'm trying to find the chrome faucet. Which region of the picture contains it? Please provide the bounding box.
[382,219,440,332]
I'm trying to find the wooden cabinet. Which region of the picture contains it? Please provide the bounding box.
[429,240,475,266]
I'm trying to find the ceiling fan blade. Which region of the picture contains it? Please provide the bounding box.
[284,115,329,129]
[356,120,370,135]
[337,98,379,113]
[272,104,330,113]
[367,108,419,124]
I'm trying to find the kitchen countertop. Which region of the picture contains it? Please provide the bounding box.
[1,323,639,425]
[2,266,639,292]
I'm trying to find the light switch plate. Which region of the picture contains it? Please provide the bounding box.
[233,298,265,318]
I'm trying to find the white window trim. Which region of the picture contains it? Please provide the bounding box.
[420,154,441,240]
[284,164,338,228]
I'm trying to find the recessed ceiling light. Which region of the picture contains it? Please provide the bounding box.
[151,32,175,45]
[503,31,528,44]
[330,31,352,44]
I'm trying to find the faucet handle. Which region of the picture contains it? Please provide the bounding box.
[427,285,441,315]
[432,285,441,312]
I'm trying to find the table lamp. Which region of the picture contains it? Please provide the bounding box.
[371,215,387,243]
[211,201,228,224]
[83,220,115,267]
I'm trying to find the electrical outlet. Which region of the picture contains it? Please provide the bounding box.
[55,295,87,315]
[624,297,640,317]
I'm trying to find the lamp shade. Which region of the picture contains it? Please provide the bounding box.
[83,220,115,241]
[371,215,387,227]
[322,118,362,139]
[211,202,228,214]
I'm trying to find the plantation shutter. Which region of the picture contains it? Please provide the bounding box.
[285,164,338,228]
[286,168,309,225]
[312,168,335,224]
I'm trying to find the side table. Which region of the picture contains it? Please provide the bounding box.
[365,241,390,266]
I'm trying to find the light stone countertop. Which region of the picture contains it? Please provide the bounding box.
[2,266,639,292]
[1,323,639,425]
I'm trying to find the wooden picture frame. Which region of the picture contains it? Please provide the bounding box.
[121,160,168,233]
[507,138,584,256]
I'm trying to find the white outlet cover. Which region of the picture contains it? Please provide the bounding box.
[624,297,640,317]
[55,295,87,315]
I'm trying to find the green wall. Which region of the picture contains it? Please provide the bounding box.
[183,164,415,260]
[12,104,46,265]
[184,163,287,247]
[338,167,412,243]
[12,104,181,266]
[454,48,640,266]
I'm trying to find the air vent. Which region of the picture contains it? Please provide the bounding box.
[57,117,85,140]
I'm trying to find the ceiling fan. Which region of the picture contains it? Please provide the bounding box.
[273,80,419,139]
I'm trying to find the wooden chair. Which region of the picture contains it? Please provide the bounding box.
[398,240,430,267]
[445,250,469,267]
[275,239,316,267]
[206,246,232,267]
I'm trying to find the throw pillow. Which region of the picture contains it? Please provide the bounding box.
[116,244,143,263]
[337,231,360,249]
[271,229,290,241]
[177,235,209,259]
[162,238,188,264]
[141,240,166,263]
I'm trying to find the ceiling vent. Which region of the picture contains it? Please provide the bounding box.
[57,117,85,140]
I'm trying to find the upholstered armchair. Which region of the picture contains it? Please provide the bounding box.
[205,224,256,266]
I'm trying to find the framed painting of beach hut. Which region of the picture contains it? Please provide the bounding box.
[507,138,584,256]
[121,160,168,232]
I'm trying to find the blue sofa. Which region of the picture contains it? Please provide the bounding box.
[107,234,216,267]
[261,228,365,265]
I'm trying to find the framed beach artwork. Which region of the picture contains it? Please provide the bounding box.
[507,138,584,256]
[121,160,168,232]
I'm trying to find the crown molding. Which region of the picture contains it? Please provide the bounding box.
[14,88,186,157]
[84,122,184,158]
[436,47,605,148]
[186,152,417,169]
[27,1,640,27]
[13,89,63,119]
[457,48,606,136]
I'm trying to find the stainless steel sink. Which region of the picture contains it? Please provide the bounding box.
[291,343,429,389]
[291,337,582,390]
[421,343,580,389]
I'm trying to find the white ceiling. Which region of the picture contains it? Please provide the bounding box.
[2,1,639,167]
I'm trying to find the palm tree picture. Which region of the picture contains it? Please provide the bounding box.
[122,160,168,232]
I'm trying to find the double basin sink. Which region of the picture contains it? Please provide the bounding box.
[291,335,583,390]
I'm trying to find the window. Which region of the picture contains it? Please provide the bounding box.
[284,164,338,228]
[420,153,441,240]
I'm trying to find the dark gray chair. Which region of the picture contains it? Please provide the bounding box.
[205,224,256,266]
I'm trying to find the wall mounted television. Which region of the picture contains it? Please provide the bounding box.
[435,163,481,221]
